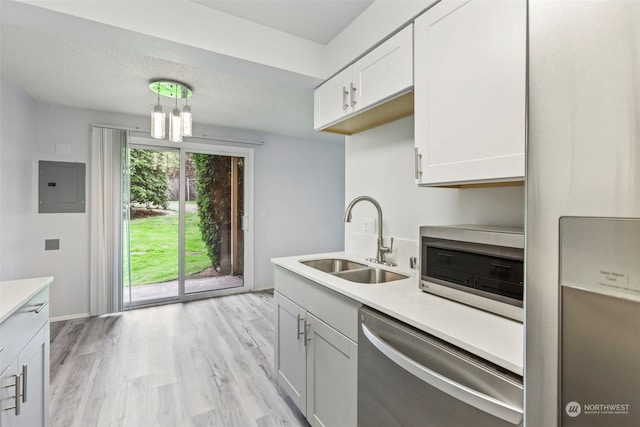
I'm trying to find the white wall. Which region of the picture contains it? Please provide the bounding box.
[0,78,36,280]
[27,103,343,318]
[345,116,524,267]
[255,133,345,289]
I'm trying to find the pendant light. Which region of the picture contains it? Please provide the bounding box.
[149,80,193,141]
[169,84,183,143]
[181,102,192,137]
[150,90,165,139]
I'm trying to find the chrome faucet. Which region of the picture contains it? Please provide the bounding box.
[343,196,396,267]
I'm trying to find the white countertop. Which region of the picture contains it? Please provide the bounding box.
[0,276,53,323]
[272,252,523,376]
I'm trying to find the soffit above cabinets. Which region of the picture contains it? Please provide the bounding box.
[190,0,375,44]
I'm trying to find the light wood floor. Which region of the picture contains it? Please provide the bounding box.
[50,291,308,427]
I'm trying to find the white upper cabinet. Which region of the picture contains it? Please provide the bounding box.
[314,25,414,135]
[351,25,413,113]
[414,0,526,186]
[314,70,351,133]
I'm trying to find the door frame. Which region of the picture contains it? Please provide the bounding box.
[126,136,255,307]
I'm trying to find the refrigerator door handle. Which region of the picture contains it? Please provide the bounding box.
[361,324,523,425]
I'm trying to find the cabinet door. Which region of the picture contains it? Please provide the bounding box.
[352,25,413,112]
[415,0,526,185]
[16,326,49,427]
[274,292,307,415]
[314,70,351,130]
[306,313,357,427]
[1,359,20,427]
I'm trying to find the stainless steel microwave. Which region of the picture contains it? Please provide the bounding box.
[420,225,524,322]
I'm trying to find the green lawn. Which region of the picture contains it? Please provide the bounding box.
[128,211,211,286]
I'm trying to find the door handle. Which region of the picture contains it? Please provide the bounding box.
[24,300,48,313]
[349,82,357,108]
[296,314,304,340]
[361,324,523,425]
[342,87,349,111]
[21,365,27,403]
[2,373,21,416]
[303,320,311,347]
[414,147,422,179]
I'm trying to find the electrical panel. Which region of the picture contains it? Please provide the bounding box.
[38,161,86,213]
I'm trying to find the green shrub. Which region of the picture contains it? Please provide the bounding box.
[130,148,170,209]
[192,154,231,268]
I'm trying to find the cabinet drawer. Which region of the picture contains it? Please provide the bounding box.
[0,287,49,372]
[274,267,361,342]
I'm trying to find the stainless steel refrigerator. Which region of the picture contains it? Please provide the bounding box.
[527,1,640,426]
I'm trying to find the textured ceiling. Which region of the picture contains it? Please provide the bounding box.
[0,1,360,143]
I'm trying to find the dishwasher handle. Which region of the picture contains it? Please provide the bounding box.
[361,324,523,425]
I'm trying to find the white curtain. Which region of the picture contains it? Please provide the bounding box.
[90,127,127,315]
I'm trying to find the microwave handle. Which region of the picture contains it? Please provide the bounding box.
[361,324,523,425]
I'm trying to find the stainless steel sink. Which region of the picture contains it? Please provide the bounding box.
[333,268,408,284]
[299,258,367,273]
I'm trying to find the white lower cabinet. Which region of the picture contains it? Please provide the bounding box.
[274,291,307,414]
[0,286,50,427]
[305,313,357,427]
[274,267,359,427]
[0,326,49,427]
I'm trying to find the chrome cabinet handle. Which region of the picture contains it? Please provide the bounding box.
[349,82,357,108]
[303,320,311,347]
[2,373,21,415]
[21,365,27,403]
[342,87,349,111]
[25,300,48,314]
[35,301,48,313]
[414,147,423,179]
[361,324,523,425]
[15,373,21,415]
[296,314,304,340]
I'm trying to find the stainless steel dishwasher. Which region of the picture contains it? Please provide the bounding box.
[358,307,523,426]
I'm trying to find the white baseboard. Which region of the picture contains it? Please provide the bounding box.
[50,312,92,323]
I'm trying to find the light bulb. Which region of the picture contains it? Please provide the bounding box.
[169,108,182,142]
[150,104,165,139]
[181,105,192,137]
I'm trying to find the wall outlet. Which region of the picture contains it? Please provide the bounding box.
[45,239,60,250]
[363,217,376,234]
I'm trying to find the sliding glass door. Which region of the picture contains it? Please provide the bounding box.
[125,146,180,306]
[123,140,252,308]
[183,151,244,295]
